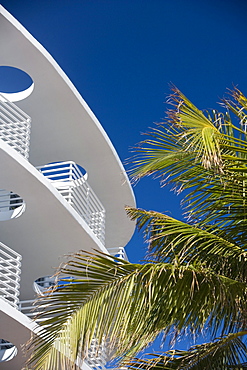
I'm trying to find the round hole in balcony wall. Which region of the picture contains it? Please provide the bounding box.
[0,339,18,362]
[0,66,34,102]
[33,275,73,295]
[77,164,88,180]
[33,276,56,295]
[38,161,88,185]
[0,189,26,221]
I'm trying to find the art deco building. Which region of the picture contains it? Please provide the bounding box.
[0,6,135,369]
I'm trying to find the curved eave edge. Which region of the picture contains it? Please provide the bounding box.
[0,5,136,206]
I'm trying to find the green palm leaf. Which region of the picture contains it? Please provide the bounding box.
[130,88,247,245]
[125,207,247,282]
[126,332,247,370]
[27,252,246,369]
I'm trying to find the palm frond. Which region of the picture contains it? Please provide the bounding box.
[125,207,247,282]
[126,332,247,370]
[130,87,223,182]
[129,88,247,245]
[223,87,247,138]
[27,252,246,369]
[167,86,223,170]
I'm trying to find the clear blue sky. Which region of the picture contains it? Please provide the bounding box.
[1,0,247,353]
[1,0,247,263]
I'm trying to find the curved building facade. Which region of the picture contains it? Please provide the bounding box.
[0,6,135,369]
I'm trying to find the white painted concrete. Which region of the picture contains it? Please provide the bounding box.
[0,5,136,251]
[0,6,136,369]
[0,82,34,102]
[0,298,37,369]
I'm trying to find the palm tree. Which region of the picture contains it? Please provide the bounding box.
[27,86,247,369]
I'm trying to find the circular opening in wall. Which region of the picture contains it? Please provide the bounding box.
[0,66,34,102]
[38,161,88,185]
[33,276,56,295]
[34,275,74,295]
[0,339,18,362]
[0,189,26,221]
[77,164,88,180]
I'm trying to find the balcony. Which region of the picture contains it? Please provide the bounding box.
[36,161,106,244]
[18,299,109,370]
[0,93,31,159]
[0,241,21,308]
[0,94,105,244]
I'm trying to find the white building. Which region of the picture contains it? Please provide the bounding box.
[0,6,135,369]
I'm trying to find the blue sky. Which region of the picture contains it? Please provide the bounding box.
[1,0,247,261]
[1,0,247,353]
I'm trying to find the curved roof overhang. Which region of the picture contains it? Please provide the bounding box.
[0,6,136,253]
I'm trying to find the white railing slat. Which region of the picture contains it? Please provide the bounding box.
[0,242,21,308]
[37,161,106,244]
[0,93,31,159]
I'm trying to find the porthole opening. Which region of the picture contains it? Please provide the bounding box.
[0,339,17,362]
[76,164,88,180]
[33,275,74,296]
[33,276,56,295]
[37,161,88,184]
[0,189,26,221]
[0,66,34,102]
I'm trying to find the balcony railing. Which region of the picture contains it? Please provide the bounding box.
[0,93,31,159]
[18,302,108,369]
[0,189,25,221]
[107,246,128,261]
[85,338,108,370]
[0,339,17,362]
[19,300,108,370]
[0,241,22,308]
[36,161,105,244]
